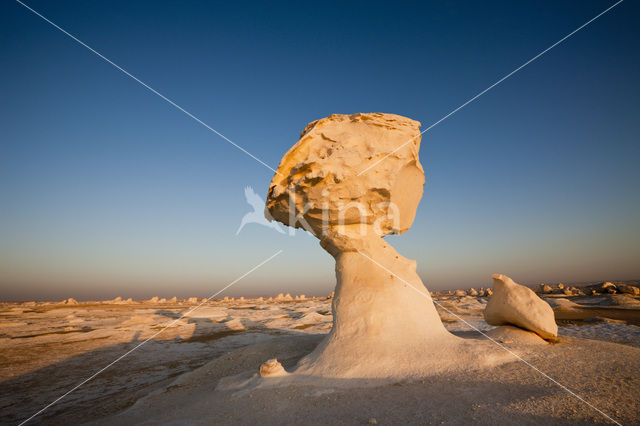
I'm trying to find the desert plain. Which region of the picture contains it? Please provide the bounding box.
[2,282,639,425]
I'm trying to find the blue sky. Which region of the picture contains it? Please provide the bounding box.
[1,0,639,300]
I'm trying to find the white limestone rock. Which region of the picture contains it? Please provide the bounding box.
[259,358,287,377]
[484,274,558,340]
[263,113,510,379]
[266,113,424,237]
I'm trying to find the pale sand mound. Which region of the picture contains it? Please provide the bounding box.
[96,335,640,425]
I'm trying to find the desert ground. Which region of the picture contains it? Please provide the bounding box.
[1,283,639,425]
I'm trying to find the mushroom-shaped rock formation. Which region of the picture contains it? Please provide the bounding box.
[265,113,508,379]
[484,274,558,340]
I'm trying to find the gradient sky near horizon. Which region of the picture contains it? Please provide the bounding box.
[1,0,639,301]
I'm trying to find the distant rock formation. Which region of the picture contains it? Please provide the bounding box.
[484,274,558,340]
[580,281,640,295]
[618,284,640,296]
[536,283,553,294]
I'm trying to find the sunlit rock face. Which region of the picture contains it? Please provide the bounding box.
[266,113,424,237]
[484,274,558,340]
[263,113,509,379]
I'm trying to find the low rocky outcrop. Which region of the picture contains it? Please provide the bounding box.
[617,284,640,296]
[536,284,553,294]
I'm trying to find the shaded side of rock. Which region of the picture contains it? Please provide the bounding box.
[485,325,548,345]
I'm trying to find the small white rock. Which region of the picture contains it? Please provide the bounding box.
[484,274,557,340]
[259,358,287,377]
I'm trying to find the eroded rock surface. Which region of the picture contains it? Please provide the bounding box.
[266,113,424,237]
[484,274,558,340]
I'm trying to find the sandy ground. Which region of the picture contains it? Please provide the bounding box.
[1,294,639,425]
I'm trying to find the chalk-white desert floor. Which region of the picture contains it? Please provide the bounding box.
[1,294,639,425]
